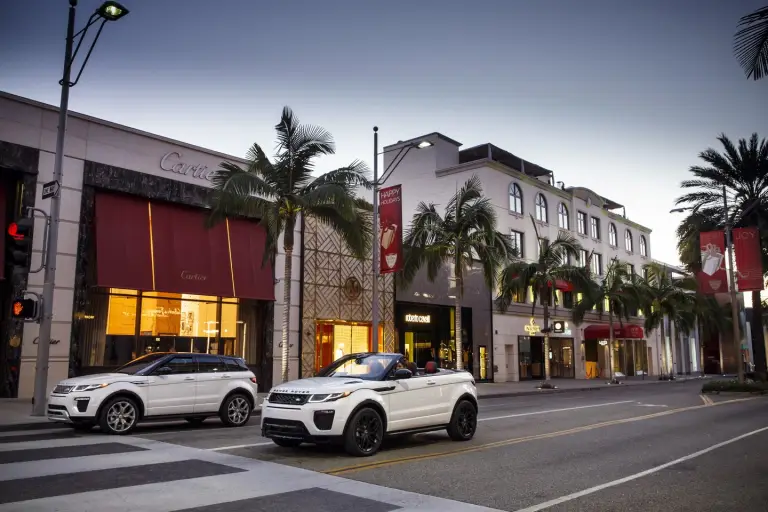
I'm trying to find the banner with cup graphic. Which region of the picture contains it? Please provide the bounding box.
[378,185,403,274]
[697,230,727,294]
[732,227,764,291]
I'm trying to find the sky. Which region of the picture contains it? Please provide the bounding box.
[1,0,767,266]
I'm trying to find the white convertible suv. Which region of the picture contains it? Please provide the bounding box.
[261,352,478,456]
[47,352,258,434]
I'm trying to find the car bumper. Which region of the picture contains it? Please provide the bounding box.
[47,393,104,423]
[260,402,352,442]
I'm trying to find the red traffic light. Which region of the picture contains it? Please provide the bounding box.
[12,301,23,316]
[7,223,23,241]
[11,298,38,320]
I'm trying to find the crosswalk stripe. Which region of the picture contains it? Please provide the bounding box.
[0,428,68,439]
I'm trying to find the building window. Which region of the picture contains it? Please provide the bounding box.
[590,216,601,240]
[537,237,549,259]
[535,193,548,223]
[609,223,617,247]
[577,211,587,235]
[579,249,589,268]
[640,235,647,257]
[562,291,574,309]
[591,253,603,275]
[510,230,524,259]
[557,203,569,229]
[643,267,649,281]
[316,322,383,370]
[627,263,635,276]
[509,183,523,214]
[625,230,633,252]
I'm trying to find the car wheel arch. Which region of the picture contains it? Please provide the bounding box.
[454,392,478,412]
[220,387,255,411]
[97,390,146,420]
[343,399,388,436]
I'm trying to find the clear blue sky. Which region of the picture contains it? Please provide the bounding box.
[1,0,766,265]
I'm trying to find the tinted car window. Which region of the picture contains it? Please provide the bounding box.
[164,356,196,375]
[222,357,249,372]
[196,354,225,373]
[116,353,168,375]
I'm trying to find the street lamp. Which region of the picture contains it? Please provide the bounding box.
[371,127,433,353]
[670,187,762,384]
[31,0,129,416]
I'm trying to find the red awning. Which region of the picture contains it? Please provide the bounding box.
[227,217,275,301]
[150,201,234,297]
[95,193,154,290]
[94,192,274,299]
[583,324,645,339]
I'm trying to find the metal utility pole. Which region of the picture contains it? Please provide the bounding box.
[371,127,380,353]
[723,186,745,384]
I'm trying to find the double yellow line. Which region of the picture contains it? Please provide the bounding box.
[324,396,757,476]
[700,394,715,406]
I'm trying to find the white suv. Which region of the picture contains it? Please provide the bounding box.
[47,352,258,435]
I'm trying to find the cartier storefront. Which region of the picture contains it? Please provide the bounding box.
[299,215,395,377]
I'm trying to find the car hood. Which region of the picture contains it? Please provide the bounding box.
[270,377,372,394]
[57,373,143,386]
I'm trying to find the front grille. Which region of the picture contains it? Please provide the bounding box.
[263,418,309,439]
[48,405,67,411]
[53,385,74,394]
[268,393,310,406]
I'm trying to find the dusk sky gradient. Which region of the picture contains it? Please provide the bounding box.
[2,0,767,265]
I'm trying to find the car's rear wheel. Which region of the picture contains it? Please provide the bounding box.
[99,396,139,435]
[272,438,302,448]
[219,393,252,427]
[344,407,384,457]
[185,417,206,426]
[447,399,477,441]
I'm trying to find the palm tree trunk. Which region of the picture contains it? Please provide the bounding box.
[659,321,667,379]
[543,300,550,381]
[280,247,293,383]
[608,310,615,382]
[454,292,463,371]
[751,290,766,379]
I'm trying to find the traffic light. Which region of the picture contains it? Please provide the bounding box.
[11,298,38,320]
[7,217,33,277]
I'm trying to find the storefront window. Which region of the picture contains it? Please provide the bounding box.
[78,287,263,369]
[314,321,383,371]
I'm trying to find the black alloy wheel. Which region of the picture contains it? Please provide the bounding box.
[344,408,384,456]
[447,400,477,441]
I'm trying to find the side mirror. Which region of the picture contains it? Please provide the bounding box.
[393,368,412,380]
[155,366,173,375]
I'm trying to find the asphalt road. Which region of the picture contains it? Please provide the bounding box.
[131,382,768,511]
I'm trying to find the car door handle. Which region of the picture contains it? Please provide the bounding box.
[220,374,231,379]
[184,377,195,381]
[427,381,436,385]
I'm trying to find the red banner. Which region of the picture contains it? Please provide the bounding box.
[379,185,403,274]
[733,227,764,292]
[697,231,727,294]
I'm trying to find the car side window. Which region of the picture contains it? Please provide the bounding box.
[164,356,196,375]
[196,354,225,373]
[222,357,247,372]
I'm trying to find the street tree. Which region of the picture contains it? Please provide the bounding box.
[734,5,768,80]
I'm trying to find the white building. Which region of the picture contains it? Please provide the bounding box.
[0,91,300,398]
[384,133,670,382]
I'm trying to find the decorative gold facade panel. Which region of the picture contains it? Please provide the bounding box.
[301,215,395,377]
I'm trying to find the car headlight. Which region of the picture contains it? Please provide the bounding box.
[308,391,352,403]
[73,383,111,392]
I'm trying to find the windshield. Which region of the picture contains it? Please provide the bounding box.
[320,354,395,381]
[115,353,168,375]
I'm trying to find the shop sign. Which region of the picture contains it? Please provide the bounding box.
[405,314,430,324]
[379,185,403,274]
[524,318,541,335]
[181,270,207,281]
[160,152,216,182]
[343,277,362,300]
[599,340,608,346]
[33,337,61,345]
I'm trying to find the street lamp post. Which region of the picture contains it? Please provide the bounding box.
[370,127,432,353]
[31,0,129,416]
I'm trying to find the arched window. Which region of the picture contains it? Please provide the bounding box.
[509,183,523,214]
[535,193,548,223]
[608,223,618,247]
[557,203,569,229]
[625,230,633,252]
[640,235,647,257]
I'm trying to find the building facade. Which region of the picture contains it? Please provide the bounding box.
[383,133,663,381]
[0,91,301,398]
[299,214,395,377]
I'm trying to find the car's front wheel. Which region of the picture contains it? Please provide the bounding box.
[98,396,139,435]
[447,399,477,441]
[344,407,384,457]
[272,438,302,448]
[219,393,252,427]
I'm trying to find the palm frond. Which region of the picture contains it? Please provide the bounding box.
[734,6,768,80]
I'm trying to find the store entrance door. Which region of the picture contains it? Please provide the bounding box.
[404,331,434,368]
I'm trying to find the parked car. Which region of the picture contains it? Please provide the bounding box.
[47,352,258,434]
[261,352,478,456]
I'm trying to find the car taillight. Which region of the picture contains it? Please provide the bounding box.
[250,377,257,384]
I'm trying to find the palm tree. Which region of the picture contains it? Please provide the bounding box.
[400,175,514,371]
[572,258,640,384]
[496,226,589,382]
[734,5,768,81]
[638,263,698,379]
[209,107,372,383]
[675,133,768,378]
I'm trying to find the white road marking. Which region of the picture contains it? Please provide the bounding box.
[207,441,274,451]
[513,425,768,512]
[700,394,714,406]
[634,403,669,408]
[478,401,634,422]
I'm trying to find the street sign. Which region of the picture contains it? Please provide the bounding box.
[42,180,60,200]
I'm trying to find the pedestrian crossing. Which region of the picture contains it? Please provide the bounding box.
[0,424,501,512]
